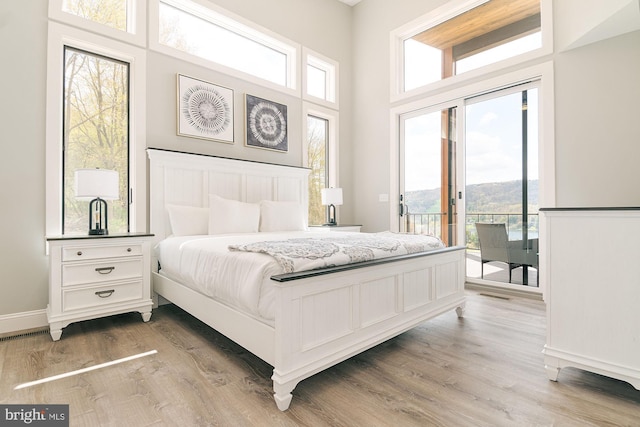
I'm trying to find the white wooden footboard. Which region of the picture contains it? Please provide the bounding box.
[270,246,466,410]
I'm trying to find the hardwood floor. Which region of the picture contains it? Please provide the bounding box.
[1,291,638,426]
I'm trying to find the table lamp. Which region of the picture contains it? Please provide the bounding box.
[321,187,343,226]
[75,168,119,235]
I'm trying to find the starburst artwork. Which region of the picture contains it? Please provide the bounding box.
[177,74,234,143]
[245,94,288,152]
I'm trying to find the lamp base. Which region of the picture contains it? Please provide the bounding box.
[89,228,108,236]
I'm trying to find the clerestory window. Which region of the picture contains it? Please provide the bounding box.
[155,0,297,91]
[397,0,547,94]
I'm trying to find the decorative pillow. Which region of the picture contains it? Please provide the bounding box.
[166,205,209,236]
[259,200,305,232]
[208,194,260,234]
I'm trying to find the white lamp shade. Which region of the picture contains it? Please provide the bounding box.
[321,187,343,206]
[75,169,119,200]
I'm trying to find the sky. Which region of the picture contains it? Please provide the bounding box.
[404,88,539,192]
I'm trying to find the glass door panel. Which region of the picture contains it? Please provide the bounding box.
[465,86,539,286]
[399,106,457,246]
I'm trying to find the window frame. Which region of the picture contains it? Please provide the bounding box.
[149,0,301,96]
[390,0,553,102]
[303,102,339,225]
[303,47,339,109]
[49,0,147,47]
[46,22,147,236]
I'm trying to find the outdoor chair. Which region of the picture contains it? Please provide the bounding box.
[475,222,538,284]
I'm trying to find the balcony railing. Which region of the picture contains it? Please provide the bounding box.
[404,212,539,249]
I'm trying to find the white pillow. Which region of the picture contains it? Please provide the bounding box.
[259,200,305,232]
[166,205,209,236]
[208,195,260,234]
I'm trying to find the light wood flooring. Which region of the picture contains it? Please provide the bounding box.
[1,291,638,426]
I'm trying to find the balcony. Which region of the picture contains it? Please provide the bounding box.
[404,212,539,287]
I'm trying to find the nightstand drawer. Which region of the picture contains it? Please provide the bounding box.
[62,258,143,286]
[62,244,143,261]
[63,281,143,312]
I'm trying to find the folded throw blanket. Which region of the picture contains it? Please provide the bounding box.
[228,232,444,273]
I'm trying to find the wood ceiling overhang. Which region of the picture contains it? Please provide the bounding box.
[411,0,540,51]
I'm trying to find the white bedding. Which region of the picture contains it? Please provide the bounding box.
[155,231,329,323]
[155,231,445,324]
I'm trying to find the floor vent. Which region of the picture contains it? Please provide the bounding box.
[479,293,511,300]
[0,328,50,342]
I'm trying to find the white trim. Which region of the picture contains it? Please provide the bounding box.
[302,47,339,109]
[45,22,148,237]
[0,310,48,335]
[390,0,553,102]
[48,0,147,47]
[149,0,301,97]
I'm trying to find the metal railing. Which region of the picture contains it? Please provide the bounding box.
[405,212,539,250]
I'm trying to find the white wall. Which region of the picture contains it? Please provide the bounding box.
[553,30,640,206]
[0,0,352,324]
[0,1,50,316]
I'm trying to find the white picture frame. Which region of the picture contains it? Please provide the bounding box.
[177,74,234,143]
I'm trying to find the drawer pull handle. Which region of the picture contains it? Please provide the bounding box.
[127,248,132,252]
[77,251,83,256]
[95,290,115,298]
[95,267,115,274]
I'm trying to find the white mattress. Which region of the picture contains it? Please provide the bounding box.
[155,231,334,323]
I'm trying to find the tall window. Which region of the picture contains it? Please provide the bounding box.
[156,0,296,89]
[307,115,329,225]
[63,47,130,234]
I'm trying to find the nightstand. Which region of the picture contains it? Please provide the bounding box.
[308,224,362,232]
[46,233,154,341]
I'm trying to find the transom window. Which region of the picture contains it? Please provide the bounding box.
[401,0,542,92]
[49,0,146,46]
[61,0,128,31]
[305,51,338,105]
[157,0,297,89]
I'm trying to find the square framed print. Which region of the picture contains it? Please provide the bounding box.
[177,74,234,143]
[245,94,288,152]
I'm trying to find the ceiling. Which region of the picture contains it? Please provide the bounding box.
[412,0,540,49]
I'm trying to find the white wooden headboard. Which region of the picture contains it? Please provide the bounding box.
[147,148,310,243]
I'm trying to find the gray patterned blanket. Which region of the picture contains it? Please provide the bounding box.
[228,232,444,273]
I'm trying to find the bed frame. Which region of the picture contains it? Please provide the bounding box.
[147,148,466,410]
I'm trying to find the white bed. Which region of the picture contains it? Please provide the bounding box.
[148,148,466,411]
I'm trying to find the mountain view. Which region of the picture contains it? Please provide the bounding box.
[405,180,539,214]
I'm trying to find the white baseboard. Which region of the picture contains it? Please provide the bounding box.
[0,309,49,337]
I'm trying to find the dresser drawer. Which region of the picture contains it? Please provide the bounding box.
[62,244,143,261]
[63,281,143,312]
[62,258,143,286]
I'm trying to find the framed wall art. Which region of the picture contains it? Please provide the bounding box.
[177,74,234,143]
[245,94,288,152]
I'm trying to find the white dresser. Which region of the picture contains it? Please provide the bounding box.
[46,233,154,341]
[541,208,640,390]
